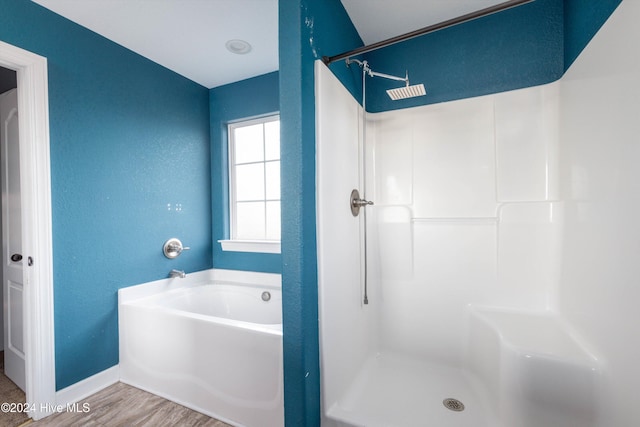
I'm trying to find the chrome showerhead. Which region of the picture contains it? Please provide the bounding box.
[346,59,427,101]
[386,83,426,100]
[384,69,426,100]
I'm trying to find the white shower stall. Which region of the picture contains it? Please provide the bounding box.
[316,2,640,426]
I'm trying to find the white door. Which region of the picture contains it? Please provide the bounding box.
[0,88,25,391]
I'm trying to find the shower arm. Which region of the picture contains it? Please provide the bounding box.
[346,58,411,86]
[368,70,409,86]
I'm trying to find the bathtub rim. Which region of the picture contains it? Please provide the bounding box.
[118,268,283,337]
[118,268,281,304]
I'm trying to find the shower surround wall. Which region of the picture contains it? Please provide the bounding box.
[317,61,586,427]
[370,83,563,362]
[317,2,640,423]
[557,0,640,423]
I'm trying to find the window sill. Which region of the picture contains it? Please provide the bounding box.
[218,239,281,254]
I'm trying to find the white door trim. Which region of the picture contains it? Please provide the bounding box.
[0,40,55,420]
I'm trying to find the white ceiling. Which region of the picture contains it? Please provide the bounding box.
[31,0,506,89]
[31,0,279,89]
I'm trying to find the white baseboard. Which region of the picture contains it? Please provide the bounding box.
[55,365,120,408]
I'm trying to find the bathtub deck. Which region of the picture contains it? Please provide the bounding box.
[327,352,499,427]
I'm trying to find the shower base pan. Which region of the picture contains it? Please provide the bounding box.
[325,351,498,427]
[325,308,600,427]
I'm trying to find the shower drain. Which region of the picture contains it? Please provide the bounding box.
[442,398,465,412]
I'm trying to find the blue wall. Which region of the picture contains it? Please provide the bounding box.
[209,71,281,273]
[279,0,362,425]
[563,0,622,69]
[0,0,212,389]
[325,0,622,113]
[363,0,564,112]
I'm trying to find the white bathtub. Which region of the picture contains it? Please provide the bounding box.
[118,269,283,427]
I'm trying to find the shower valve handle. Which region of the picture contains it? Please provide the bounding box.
[352,198,373,208]
[350,189,373,216]
[163,238,190,259]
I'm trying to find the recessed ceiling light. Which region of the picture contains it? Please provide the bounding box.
[225,39,252,55]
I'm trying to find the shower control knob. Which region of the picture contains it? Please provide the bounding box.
[163,238,189,259]
[353,198,373,207]
[350,189,374,217]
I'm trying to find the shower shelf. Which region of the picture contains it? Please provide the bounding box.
[468,305,600,427]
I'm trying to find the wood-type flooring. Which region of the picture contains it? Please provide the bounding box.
[25,382,233,427]
[0,351,30,427]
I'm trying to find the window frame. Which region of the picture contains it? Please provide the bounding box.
[219,114,281,254]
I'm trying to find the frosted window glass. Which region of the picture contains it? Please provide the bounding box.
[265,120,280,161]
[234,123,264,164]
[235,163,264,201]
[236,202,265,240]
[265,161,280,200]
[266,201,281,240]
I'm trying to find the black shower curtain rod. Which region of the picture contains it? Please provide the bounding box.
[321,0,535,66]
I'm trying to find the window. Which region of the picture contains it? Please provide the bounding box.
[221,115,280,253]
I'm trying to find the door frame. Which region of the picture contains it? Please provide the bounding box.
[0,40,55,420]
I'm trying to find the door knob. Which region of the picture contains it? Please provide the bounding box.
[10,253,22,262]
